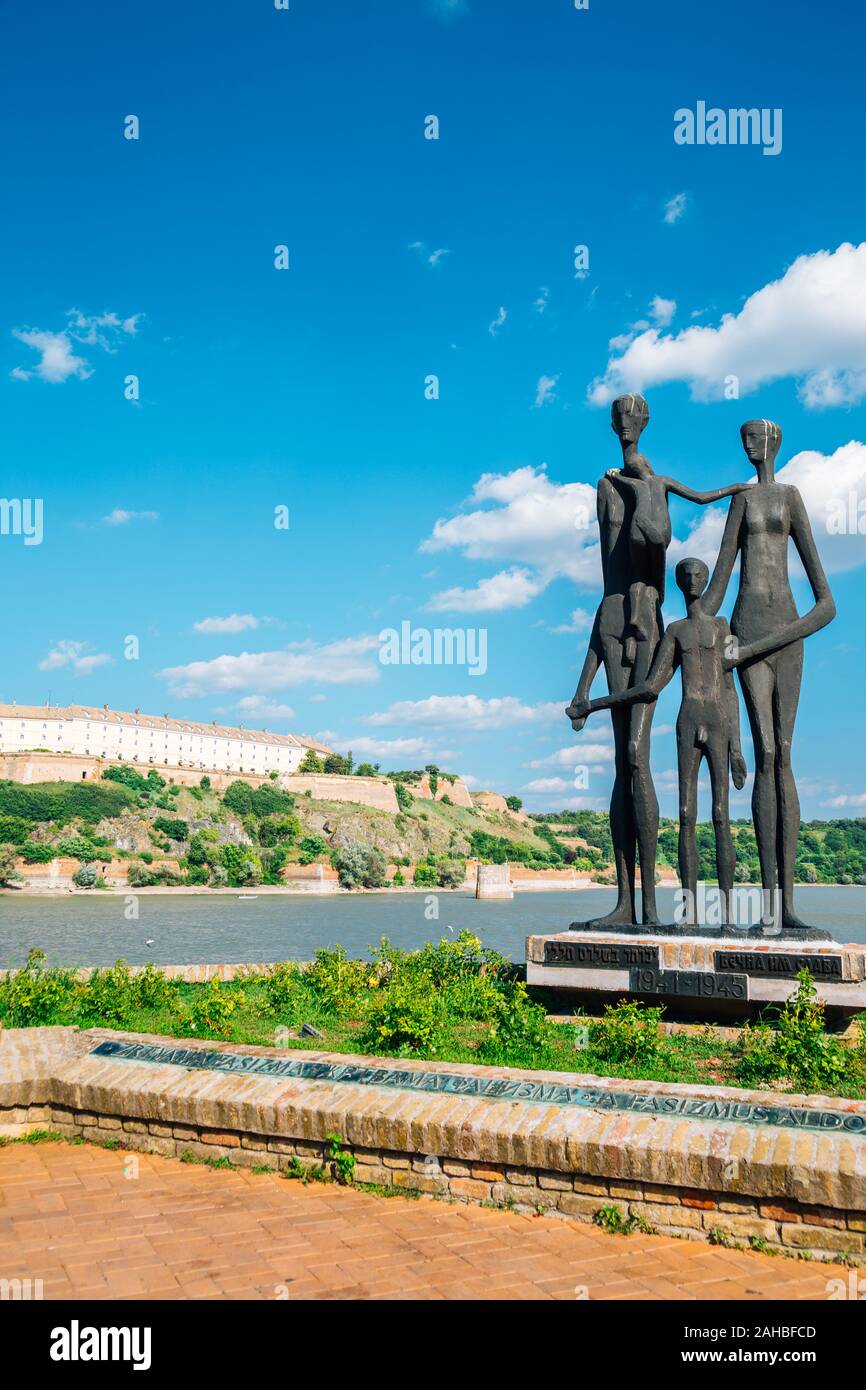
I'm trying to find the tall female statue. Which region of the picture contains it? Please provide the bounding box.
[702,419,836,931]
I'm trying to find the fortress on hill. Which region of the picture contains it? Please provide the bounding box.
[0,702,333,785]
[0,701,477,815]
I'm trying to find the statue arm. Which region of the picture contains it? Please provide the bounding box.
[565,610,604,729]
[596,475,617,587]
[584,631,677,715]
[663,478,750,505]
[702,492,746,616]
[727,489,836,663]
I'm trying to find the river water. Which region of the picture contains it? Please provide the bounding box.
[0,887,864,969]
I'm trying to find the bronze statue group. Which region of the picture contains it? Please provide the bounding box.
[565,396,835,934]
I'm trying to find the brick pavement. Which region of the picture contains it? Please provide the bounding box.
[0,1141,860,1301]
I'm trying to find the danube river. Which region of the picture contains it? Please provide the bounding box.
[1,887,865,969]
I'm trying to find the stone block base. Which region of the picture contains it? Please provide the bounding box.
[527,931,866,1019]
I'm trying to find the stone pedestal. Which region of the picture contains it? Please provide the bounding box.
[526,931,866,1019]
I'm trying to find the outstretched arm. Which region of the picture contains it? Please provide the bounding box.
[702,491,747,616]
[726,488,836,664]
[663,478,751,505]
[580,629,678,716]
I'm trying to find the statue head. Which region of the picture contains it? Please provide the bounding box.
[611,393,649,447]
[675,556,709,602]
[740,418,782,468]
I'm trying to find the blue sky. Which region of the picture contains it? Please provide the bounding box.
[3,0,866,818]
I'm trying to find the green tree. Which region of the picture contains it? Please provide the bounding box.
[298,749,324,773]
[0,844,23,886]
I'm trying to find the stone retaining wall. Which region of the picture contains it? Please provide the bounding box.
[2,1026,865,1259]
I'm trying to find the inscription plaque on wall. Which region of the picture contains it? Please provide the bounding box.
[543,941,660,969]
[90,1039,866,1134]
[629,967,748,1001]
[715,951,843,980]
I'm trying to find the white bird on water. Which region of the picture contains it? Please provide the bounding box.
[145,939,155,948]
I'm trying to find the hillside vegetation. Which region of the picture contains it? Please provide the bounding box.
[1,771,863,890]
[0,768,565,891]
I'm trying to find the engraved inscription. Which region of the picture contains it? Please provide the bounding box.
[629,967,748,1001]
[715,951,843,980]
[543,941,660,969]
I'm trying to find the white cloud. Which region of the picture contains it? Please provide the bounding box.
[488,306,507,337]
[522,777,571,793]
[548,607,594,635]
[426,566,545,612]
[409,241,450,268]
[420,464,600,606]
[102,509,159,526]
[527,741,614,769]
[533,287,550,315]
[822,793,866,807]
[11,308,142,383]
[663,192,688,224]
[158,636,381,698]
[10,330,91,384]
[651,295,676,327]
[588,242,866,407]
[193,614,264,635]
[38,640,113,675]
[235,696,296,721]
[348,735,459,763]
[366,695,563,731]
[533,373,559,408]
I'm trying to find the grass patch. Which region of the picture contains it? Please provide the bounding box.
[3,944,866,1101]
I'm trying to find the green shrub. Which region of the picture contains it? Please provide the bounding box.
[297,835,328,864]
[0,779,136,826]
[250,784,296,819]
[588,1000,665,1066]
[736,971,849,1090]
[0,949,77,1026]
[0,844,24,885]
[258,814,302,847]
[222,780,254,817]
[72,863,98,888]
[20,842,56,863]
[78,961,136,1025]
[334,845,387,889]
[436,858,465,889]
[358,980,439,1056]
[394,782,413,812]
[480,981,550,1059]
[153,816,188,842]
[411,862,437,887]
[191,976,237,1036]
[0,815,31,845]
[126,861,156,887]
[307,947,369,1013]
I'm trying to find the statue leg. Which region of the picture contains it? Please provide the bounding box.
[676,733,701,925]
[629,634,661,925]
[706,736,734,924]
[772,641,806,929]
[630,697,661,924]
[738,660,779,928]
[584,639,637,928]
